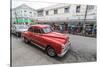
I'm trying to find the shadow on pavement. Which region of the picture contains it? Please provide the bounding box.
[20,39,97,63]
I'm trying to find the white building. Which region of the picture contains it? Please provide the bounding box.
[11,3,96,26]
[36,3,96,25]
[12,4,37,24]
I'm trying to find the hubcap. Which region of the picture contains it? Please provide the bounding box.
[23,37,28,43]
[17,33,19,36]
[25,39,28,43]
[17,33,18,36]
[48,48,55,56]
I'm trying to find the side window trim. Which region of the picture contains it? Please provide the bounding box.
[40,28,43,33]
[33,28,41,33]
[28,27,43,34]
[28,27,33,32]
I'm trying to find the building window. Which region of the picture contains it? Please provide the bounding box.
[64,7,70,13]
[87,5,94,10]
[21,11,22,13]
[76,5,81,13]
[34,13,36,15]
[37,10,43,16]
[54,9,58,14]
[30,12,32,14]
[46,11,48,15]
[14,12,18,17]
[24,10,26,12]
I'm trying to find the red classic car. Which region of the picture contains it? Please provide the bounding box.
[21,25,71,57]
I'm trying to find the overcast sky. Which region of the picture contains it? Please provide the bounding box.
[12,0,62,9]
[12,0,96,9]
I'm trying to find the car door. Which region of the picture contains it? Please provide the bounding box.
[31,28,45,48]
[27,27,34,40]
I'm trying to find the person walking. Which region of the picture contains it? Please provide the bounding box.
[59,25,63,33]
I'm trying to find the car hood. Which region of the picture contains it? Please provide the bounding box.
[42,32,69,45]
[16,29,28,32]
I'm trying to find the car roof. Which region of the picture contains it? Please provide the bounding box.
[30,24,50,29]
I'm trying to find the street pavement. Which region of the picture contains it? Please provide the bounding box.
[11,34,96,67]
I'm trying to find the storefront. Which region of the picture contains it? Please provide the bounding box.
[14,19,37,25]
[16,19,31,23]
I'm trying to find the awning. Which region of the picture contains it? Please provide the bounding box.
[16,19,32,23]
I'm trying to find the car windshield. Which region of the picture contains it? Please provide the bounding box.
[17,25,28,29]
[42,27,53,33]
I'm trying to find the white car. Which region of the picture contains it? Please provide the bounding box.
[11,24,29,37]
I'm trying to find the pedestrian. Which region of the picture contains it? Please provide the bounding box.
[59,25,63,33]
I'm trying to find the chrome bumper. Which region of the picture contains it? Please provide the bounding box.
[57,42,71,57]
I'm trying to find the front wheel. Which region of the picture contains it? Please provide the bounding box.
[46,47,56,57]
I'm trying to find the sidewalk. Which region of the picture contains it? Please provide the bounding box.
[55,30,96,38]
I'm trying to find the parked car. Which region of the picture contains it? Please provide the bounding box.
[21,25,71,57]
[11,24,29,37]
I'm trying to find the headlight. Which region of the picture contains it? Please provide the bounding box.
[67,36,70,42]
[61,44,65,49]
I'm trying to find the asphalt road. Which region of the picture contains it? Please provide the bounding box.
[11,34,96,67]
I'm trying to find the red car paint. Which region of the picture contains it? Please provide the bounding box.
[22,25,71,57]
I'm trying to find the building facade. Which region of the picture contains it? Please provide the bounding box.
[11,4,96,26]
[11,3,96,36]
[12,4,37,24]
[36,4,96,25]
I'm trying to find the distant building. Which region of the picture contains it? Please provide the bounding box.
[36,4,96,25]
[11,4,37,24]
[11,3,96,26]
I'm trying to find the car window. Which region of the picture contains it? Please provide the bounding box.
[12,26,16,29]
[33,28,41,33]
[42,27,52,33]
[28,27,33,32]
[14,27,16,29]
[17,25,28,29]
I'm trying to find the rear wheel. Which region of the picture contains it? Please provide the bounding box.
[16,32,21,37]
[23,37,29,43]
[46,47,56,57]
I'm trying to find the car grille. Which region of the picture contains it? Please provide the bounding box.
[63,42,70,52]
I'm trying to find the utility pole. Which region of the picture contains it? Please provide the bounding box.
[84,5,88,22]
[83,5,88,35]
